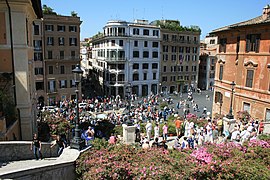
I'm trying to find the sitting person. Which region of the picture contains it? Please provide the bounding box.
[181,137,189,150]
[173,136,181,150]
[142,140,150,149]
[108,133,117,144]
[151,137,160,148]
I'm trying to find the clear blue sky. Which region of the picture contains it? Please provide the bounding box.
[42,0,270,40]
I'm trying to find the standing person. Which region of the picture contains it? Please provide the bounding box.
[30,133,42,160]
[184,119,190,137]
[154,123,160,139]
[175,116,182,137]
[162,122,168,141]
[51,135,66,156]
[145,120,152,141]
[217,118,223,136]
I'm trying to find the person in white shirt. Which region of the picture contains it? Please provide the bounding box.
[231,129,240,142]
[184,119,190,137]
[154,123,159,139]
[205,122,213,143]
[145,121,152,141]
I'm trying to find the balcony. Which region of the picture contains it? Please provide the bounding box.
[106,58,126,62]
[34,46,42,51]
[47,89,57,94]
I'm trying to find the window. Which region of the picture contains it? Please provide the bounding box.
[34,52,43,61]
[162,76,167,82]
[133,73,139,81]
[134,40,138,47]
[152,42,158,48]
[179,47,184,53]
[47,37,54,45]
[153,73,156,80]
[171,55,176,61]
[133,51,139,58]
[48,80,56,92]
[219,38,227,53]
[143,73,147,80]
[69,25,77,32]
[133,28,139,35]
[246,70,254,88]
[45,25,54,31]
[265,109,270,122]
[153,30,159,36]
[143,29,149,35]
[152,51,158,58]
[48,66,53,74]
[59,80,67,88]
[184,76,189,81]
[70,80,75,88]
[143,51,149,58]
[172,46,177,53]
[71,51,75,59]
[34,40,42,50]
[142,63,149,69]
[119,40,123,46]
[163,34,169,41]
[57,25,65,32]
[36,82,44,90]
[179,36,184,42]
[60,65,65,74]
[193,47,198,53]
[163,66,167,72]
[152,63,158,69]
[219,65,223,80]
[48,51,52,59]
[186,47,190,53]
[163,54,168,61]
[163,45,168,52]
[59,37,65,45]
[243,102,250,113]
[142,41,147,48]
[210,39,215,44]
[186,66,189,72]
[69,38,77,46]
[210,73,215,78]
[185,55,190,61]
[246,34,260,52]
[34,25,39,35]
[59,51,64,59]
[214,91,223,103]
[192,66,197,72]
[133,63,139,69]
[172,35,177,41]
[111,40,115,46]
[34,68,43,75]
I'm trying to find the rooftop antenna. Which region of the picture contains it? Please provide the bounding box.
[162,6,164,20]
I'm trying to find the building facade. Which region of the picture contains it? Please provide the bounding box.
[159,22,200,94]
[210,5,270,121]
[198,36,218,91]
[42,14,81,105]
[90,20,160,97]
[0,0,42,140]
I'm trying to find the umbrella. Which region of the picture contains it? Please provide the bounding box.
[96,113,107,119]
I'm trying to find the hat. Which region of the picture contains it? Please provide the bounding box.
[177,116,181,120]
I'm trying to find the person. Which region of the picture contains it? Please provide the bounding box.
[145,120,152,141]
[173,136,181,150]
[154,123,159,139]
[217,118,223,136]
[51,135,66,156]
[108,133,117,144]
[30,133,42,160]
[181,137,189,150]
[175,116,182,137]
[184,119,190,137]
[85,126,95,146]
[151,137,160,148]
[162,122,168,141]
[142,140,150,149]
[203,106,207,114]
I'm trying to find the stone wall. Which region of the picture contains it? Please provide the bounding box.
[0,141,58,162]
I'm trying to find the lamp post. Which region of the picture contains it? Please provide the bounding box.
[70,64,83,150]
[226,81,236,119]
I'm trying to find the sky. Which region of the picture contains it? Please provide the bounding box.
[42,0,270,40]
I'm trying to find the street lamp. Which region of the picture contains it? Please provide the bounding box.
[70,64,83,150]
[226,81,236,119]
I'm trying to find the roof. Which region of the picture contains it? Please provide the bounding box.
[31,0,43,19]
[211,15,270,34]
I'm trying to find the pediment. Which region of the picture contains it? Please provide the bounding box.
[244,60,258,67]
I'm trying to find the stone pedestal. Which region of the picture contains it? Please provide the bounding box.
[263,122,270,134]
[223,117,236,135]
[122,124,136,145]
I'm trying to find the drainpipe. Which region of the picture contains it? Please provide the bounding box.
[5,0,22,140]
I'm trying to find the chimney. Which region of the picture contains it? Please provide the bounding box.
[262,4,270,20]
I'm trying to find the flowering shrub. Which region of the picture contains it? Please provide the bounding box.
[76,139,270,179]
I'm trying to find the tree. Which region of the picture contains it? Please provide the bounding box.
[71,11,78,17]
[42,5,57,15]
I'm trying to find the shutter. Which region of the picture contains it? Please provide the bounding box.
[255,34,260,53]
[246,35,250,52]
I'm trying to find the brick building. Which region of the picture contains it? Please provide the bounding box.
[210,5,270,121]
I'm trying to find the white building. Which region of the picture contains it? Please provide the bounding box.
[90,20,160,97]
